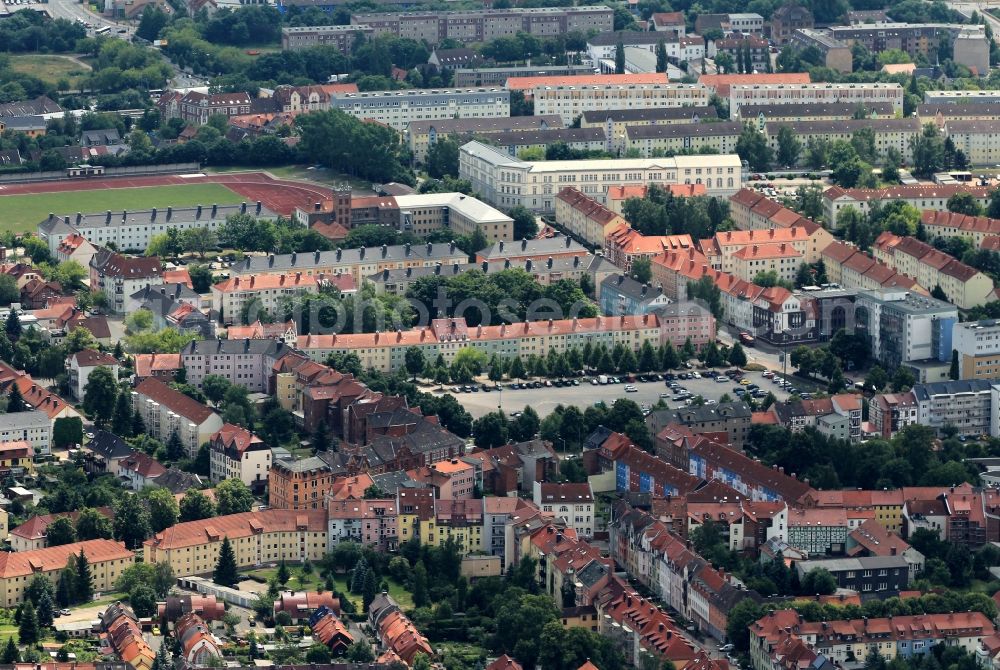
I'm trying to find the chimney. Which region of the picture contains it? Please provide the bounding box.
[76,212,82,224]
[427,242,433,254]
[521,238,528,250]
[499,241,504,251]
[269,255,275,267]
[315,202,321,212]
[482,261,488,272]
[565,236,571,248]
[315,251,321,263]
[105,210,111,223]
[574,256,580,267]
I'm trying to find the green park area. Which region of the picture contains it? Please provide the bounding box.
[8,55,90,89]
[0,182,243,234]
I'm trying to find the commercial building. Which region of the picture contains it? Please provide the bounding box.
[623,121,743,157]
[452,64,594,88]
[872,232,994,308]
[554,187,627,247]
[789,29,853,73]
[296,315,664,372]
[144,509,328,576]
[728,83,904,118]
[407,115,563,163]
[350,6,614,45]
[280,24,373,53]
[0,539,133,607]
[327,87,510,132]
[853,289,957,371]
[132,378,224,458]
[209,424,270,490]
[0,411,50,455]
[913,379,993,437]
[460,140,744,213]
[528,79,709,126]
[231,243,470,284]
[823,184,992,224]
[89,250,163,315]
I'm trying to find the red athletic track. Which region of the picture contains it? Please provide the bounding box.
[0,171,332,217]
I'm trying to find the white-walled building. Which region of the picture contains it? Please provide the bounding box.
[132,378,224,458]
[66,349,120,401]
[533,481,594,537]
[209,424,270,490]
[0,411,51,455]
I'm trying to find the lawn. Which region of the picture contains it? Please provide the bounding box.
[204,165,374,192]
[8,54,90,89]
[245,567,415,611]
[0,183,243,234]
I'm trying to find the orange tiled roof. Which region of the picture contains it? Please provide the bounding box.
[508,73,669,91]
[145,509,327,551]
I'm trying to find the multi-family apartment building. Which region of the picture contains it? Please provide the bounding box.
[296,315,664,372]
[586,31,706,65]
[872,232,994,308]
[765,118,920,164]
[604,226,698,273]
[580,106,718,153]
[89,250,163,315]
[269,83,360,113]
[823,184,992,223]
[820,241,922,293]
[913,379,993,437]
[452,64,594,88]
[554,187,628,247]
[524,77,709,126]
[711,35,770,71]
[918,102,1000,126]
[280,24,373,53]
[701,226,834,270]
[770,5,814,44]
[132,378,224,458]
[600,274,672,316]
[476,235,590,265]
[728,189,826,232]
[326,87,510,132]
[156,91,253,125]
[486,127,608,160]
[623,121,743,157]
[921,210,1000,247]
[854,288,957,372]
[924,90,1000,104]
[943,119,1000,166]
[144,509,328,576]
[0,539,133,607]
[868,392,919,439]
[741,101,898,127]
[269,457,336,510]
[231,243,470,285]
[210,272,355,325]
[460,140,744,213]
[829,23,984,63]
[728,83,904,118]
[952,320,1000,382]
[350,6,613,44]
[790,29,854,73]
[66,348,120,400]
[209,424,270,490]
[179,339,292,392]
[0,411,50,455]
[696,12,764,34]
[533,482,594,537]
[406,115,563,163]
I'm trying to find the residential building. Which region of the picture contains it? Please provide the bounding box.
[701,226,834,270]
[324,87,510,132]
[310,607,354,654]
[796,556,908,599]
[452,65,594,88]
[410,458,478,498]
[648,403,753,450]
[790,30,853,73]
[40,203,271,257]
[280,24,374,53]
[231,243,470,285]
[820,241,921,293]
[622,121,743,157]
[554,187,628,247]
[853,288,958,371]
[175,612,222,666]
[711,36,770,72]
[55,233,97,271]
[210,273,343,326]
[728,83,904,118]
[327,496,399,551]
[296,315,664,372]
[600,274,672,316]
[920,210,1000,247]
[699,73,812,98]
[269,83,360,113]
[533,482,594,537]
[368,593,433,664]
[651,11,685,35]
[488,127,608,160]
[82,429,134,476]
[407,115,563,163]
[0,411,50,455]
[89,250,163,315]
[475,234,590,265]
[586,31,706,66]
[118,451,167,491]
[917,102,1000,126]
[0,539,132,607]
[133,353,183,383]
[0,441,33,478]
[66,348,120,400]
[394,192,513,242]
[696,12,764,34]
[944,120,1000,166]
[144,509,328,576]
[823,184,991,223]
[132,378,224,458]
[770,5,814,44]
[580,106,717,153]
[605,184,706,217]
[872,232,994,308]
[953,31,991,74]
[953,320,1000,382]
[846,519,925,581]
[0,363,80,440]
[741,101,897,126]
[650,246,711,301]
[766,118,919,164]
[729,243,803,285]
[522,77,709,126]
[913,379,993,437]
[728,189,827,232]
[829,23,983,63]
[604,227,697,273]
[10,509,113,552]
[157,91,253,125]
[350,6,614,45]
[868,392,919,439]
[209,424,270,490]
[275,591,340,622]
[130,285,212,338]
[460,140,744,213]
[269,457,336,510]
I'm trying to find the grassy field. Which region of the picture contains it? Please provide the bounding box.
[204,165,374,192]
[245,568,415,611]
[0,183,243,234]
[9,54,91,89]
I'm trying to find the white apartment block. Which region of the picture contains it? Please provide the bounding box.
[209,424,271,489]
[460,140,744,213]
[328,88,510,132]
[132,378,224,458]
[532,83,709,126]
[179,339,292,393]
[765,118,920,165]
[729,83,904,118]
[913,379,993,437]
[210,273,323,326]
[0,412,50,455]
[533,481,594,537]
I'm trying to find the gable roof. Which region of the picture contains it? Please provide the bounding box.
[134,378,218,425]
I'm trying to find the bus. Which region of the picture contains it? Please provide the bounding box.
[94,26,111,35]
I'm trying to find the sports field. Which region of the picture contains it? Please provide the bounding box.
[0,182,244,234]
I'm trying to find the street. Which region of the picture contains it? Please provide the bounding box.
[43,0,126,32]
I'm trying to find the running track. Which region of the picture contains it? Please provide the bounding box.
[0,171,332,217]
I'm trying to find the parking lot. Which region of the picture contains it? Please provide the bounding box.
[443,368,829,419]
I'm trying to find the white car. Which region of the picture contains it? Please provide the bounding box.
[624,384,638,392]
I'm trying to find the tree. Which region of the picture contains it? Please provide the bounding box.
[425,137,460,179]
[180,489,215,522]
[82,367,117,427]
[726,599,765,653]
[656,39,668,73]
[736,123,773,172]
[614,37,625,74]
[76,507,113,540]
[910,123,946,178]
[800,567,837,595]
[346,641,375,663]
[113,494,152,550]
[948,192,983,216]
[776,125,801,167]
[412,561,429,608]
[0,275,18,306]
[864,365,889,392]
[201,375,231,405]
[137,4,167,41]
[1,637,18,663]
[276,560,290,586]
[146,488,179,533]
[46,516,76,546]
[631,257,652,284]
[473,411,509,449]
[495,593,560,669]
[661,342,680,370]
[129,584,157,618]
[75,549,93,603]
[509,206,538,240]
[5,310,21,340]
[404,347,425,381]
[215,478,254,515]
[18,599,38,645]
[111,391,134,438]
[728,342,748,368]
[214,537,239,587]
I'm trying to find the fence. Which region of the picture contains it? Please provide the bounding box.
[0,162,202,184]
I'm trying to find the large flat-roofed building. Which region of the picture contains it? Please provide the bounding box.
[764,118,921,165]
[460,140,743,213]
[790,29,853,73]
[0,539,133,607]
[452,64,594,88]
[854,288,957,371]
[39,202,272,256]
[144,509,328,576]
[530,80,709,125]
[0,411,50,455]
[623,121,743,157]
[394,192,513,241]
[350,5,613,45]
[943,120,1000,166]
[280,24,373,52]
[729,83,904,118]
[327,87,510,132]
[829,23,982,62]
[407,115,563,163]
[952,320,1000,382]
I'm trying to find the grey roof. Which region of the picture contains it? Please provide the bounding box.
[627,120,742,140]
[86,429,134,460]
[407,115,563,135]
[587,30,680,46]
[235,243,469,275]
[153,468,203,494]
[764,118,921,134]
[131,283,201,307]
[576,560,609,588]
[0,95,61,117]
[478,234,588,259]
[792,28,848,50]
[856,288,957,315]
[42,202,273,232]
[370,470,420,495]
[797,555,909,574]
[647,402,752,433]
[492,127,606,146]
[365,421,464,464]
[581,106,718,124]
[917,102,1000,117]
[370,253,612,284]
[941,119,1000,134]
[583,426,614,451]
[275,456,333,473]
[601,273,667,303]
[911,379,993,400]
[180,339,290,357]
[738,102,897,119]
[3,116,46,130]
[0,410,51,432]
[81,128,122,146]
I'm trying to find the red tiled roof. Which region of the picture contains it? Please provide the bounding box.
[134,378,217,425]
